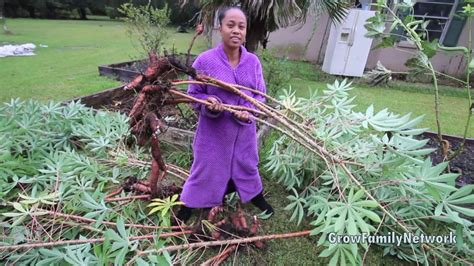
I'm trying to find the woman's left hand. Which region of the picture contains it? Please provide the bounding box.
[234,111,251,123]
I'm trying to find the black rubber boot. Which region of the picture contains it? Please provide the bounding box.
[173,205,193,225]
[222,179,237,204]
[251,192,274,216]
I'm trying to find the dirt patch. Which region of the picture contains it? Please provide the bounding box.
[420,133,474,186]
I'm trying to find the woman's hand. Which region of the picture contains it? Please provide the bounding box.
[234,111,251,123]
[206,97,224,113]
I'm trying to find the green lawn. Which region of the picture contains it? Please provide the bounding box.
[0,18,207,102]
[290,78,474,138]
[283,60,473,137]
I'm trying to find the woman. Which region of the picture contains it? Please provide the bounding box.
[177,6,273,223]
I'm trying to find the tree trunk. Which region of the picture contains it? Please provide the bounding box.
[78,8,87,20]
[0,0,4,18]
[28,6,35,18]
[0,0,9,34]
[245,17,267,53]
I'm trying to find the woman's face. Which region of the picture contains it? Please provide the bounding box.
[219,9,247,50]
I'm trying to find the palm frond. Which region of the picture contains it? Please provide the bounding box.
[179,0,349,39]
[300,0,349,24]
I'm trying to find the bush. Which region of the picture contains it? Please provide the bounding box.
[259,49,291,97]
[105,5,121,19]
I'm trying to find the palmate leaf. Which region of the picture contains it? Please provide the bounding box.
[261,74,472,263]
[365,12,387,38]
[319,243,360,266]
[37,248,65,265]
[81,192,109,226]
[403,159,458,201]
[435,185,474,224]
[19,191,60,205]
[324,189,380,236]
[284,188,307,225]
[148,194,184,219]
[104,218,131,266]
[63,241,97,265]
[308,194,330,224]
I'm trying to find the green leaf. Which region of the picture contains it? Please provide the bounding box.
[352,200,378,208]
[420,39,438,59]
[334,209,347,233]
[116,217,128,240]
[12,202,26,213]
[329,249,340,266]
[449,205,474,217]
[136,258,151,266]
[319,245,336,257]
[2,212,24,217]
[357,208,381,223]
[114,247,128,266]
[347,211,358,235]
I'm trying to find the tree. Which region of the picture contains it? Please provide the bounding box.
[181,0,349,52]
[0,0,5,33]
[70,0,88,19]
[0,0,12,34]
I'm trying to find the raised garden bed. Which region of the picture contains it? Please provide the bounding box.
[421,132,474,185]
[98,59,149,82]
[98,54,196,82]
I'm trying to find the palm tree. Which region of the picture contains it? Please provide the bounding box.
[181,0,349,52]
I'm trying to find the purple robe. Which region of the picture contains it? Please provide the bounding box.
[180,44,267,208]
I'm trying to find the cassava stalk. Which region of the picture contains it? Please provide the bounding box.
[450,14,473,160]
[171,80,306,121]
[34,209,190,230]
[137,230,312,255]
[0,231,192,251]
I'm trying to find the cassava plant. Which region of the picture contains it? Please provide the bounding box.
[258,48,291,97]
[0,99,185,265]
[364,0,473,160]
[264,80,474,265]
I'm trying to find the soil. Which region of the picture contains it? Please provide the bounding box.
[120,59,149,73]
[420,133,474,186]
[118,53,196,75]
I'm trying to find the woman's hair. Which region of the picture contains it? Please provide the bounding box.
[217,6,247,25]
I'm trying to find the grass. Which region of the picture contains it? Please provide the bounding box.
[0,18,207,102]
[282,60,474,137]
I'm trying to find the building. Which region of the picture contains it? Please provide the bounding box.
[212,1,471,77]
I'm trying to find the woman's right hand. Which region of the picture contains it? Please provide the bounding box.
[206,97,224,113]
